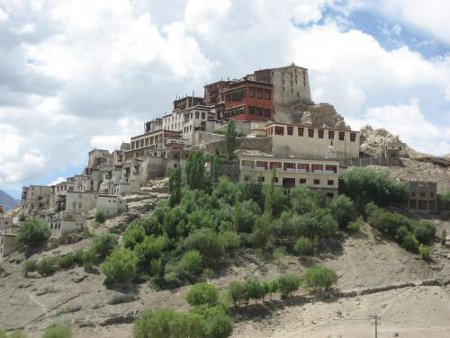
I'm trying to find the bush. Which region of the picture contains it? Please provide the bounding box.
[342,168,408,210]
[402,232,419,253]
[42,323,72,338]
[347,216,363,232]
[133,309,209,338]
[7,331,27,338]
[186,283,219,307]
[101,248,138,284]
[293,236,313,256]
[134,235,167,270]
[175,250,203,279]
[73,249,84,265]
[203,309,233,338]
[419,244,432,261]
[82,248,96,272]
[243,278,267,302]
[303,265,338,290]
[59,253,76,269]
[22,259,35,277]
[329,195,356,229]
[367,205,411,239]
[91,233,118,260]
[17,218,51,248]
[265,279,279,300]
[289,186,315,214]
[36,256,57,276]
[233,200,260,233]
[123,222,146,249]
[278,273,301,298]
[95,209,106,223]
[18,213,26,222]
[184,229,225,267]
[413,220,436,245]
[228,281,246,306]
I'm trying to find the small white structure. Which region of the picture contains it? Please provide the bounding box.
[96,194,126,218]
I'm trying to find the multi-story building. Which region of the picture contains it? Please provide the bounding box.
[126,129,182,160]
[408,181,437,213]
[21,185,53,217]
[266,122,360,161]
[239,153,340,198]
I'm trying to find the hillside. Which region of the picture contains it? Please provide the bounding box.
[0,189,19,210]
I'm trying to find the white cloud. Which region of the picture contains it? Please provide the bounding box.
[0,6,9,21]
[48,176,65,186]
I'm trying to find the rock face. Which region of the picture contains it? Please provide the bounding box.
[359,125,411,157]
[289,102,350,130]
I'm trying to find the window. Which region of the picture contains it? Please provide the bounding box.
[264,90,271,99]
[318,130,324,139]
[339,132,345,141]
[287,126,293,135]
[308,128,314,138]
[298,127,304,136]
[350,133,356,142]
[283,178,296,188]
[328,131,335,140]
[274,126,284,135]
[258,177,265,182]
[313,179,320,185]
[272,176,279,183]
[257,90,263,98]
[420,192,426,197]
[299,178,306,184]
[250,89,255,98]
[201,112,205,119]
[327,180,334,186]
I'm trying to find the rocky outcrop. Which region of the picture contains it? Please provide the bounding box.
[289,102,350,130]
[359,125,410,157]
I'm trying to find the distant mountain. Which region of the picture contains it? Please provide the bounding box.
[0,189,19,211]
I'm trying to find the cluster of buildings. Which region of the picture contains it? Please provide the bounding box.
[1,63,440,260]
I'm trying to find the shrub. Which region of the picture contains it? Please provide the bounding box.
[134,236,167,269]
[265,279,279,300]
[347,216,364,232]
[36,256,57,276]
[133,309,212,338]
[297,209,338,238]
[303,265,338,290]
[175,250,203,279]
[419,244,432,261]
[233,200,260,233]
[59,253,76,269]
[73,249,84,265]
[413,220,436,245]
[367,205,411,239]
[402,232,419,253]
[101,248,138,284]
[186,283,219,307]
[22,259,35,277]
[18,213,26,222]
[91,233,118,260]
[17,218,51,248]
[243,278,267,302]
[278,273,301,298]
[204,311,233,338]
[329,195,356,229]
[123,222,146,249]
[294,236,313,256]
[342,168,408,210]
[95,209,106,223]
[82,248,96,272]
[289,186,315,214]
[184,228,225,267]
[228,281,246,306]
[42,323,72,338]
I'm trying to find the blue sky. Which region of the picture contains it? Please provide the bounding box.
[0,0,450,198]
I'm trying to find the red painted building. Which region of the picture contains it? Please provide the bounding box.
[221,80,273,122]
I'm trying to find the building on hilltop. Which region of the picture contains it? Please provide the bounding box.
[238,151,340,198]
[266,122,360,161]
[408,181,437,214]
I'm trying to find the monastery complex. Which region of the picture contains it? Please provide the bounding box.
[0,63,439,258]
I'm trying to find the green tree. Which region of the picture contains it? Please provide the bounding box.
[413,220,436,245]
[185,151,206,190]
[17,218,51,248]
[184,228,225,267]
[419,244,432,261]
[169,166,182,207]
[278,273,301,298]
[265,279,279,300]
[42,323,72,338]
[225,120,237,160]
[289,186,315,214]
[303,265,338,291]
[101,248,138,284]
[173,250,203,279]
[186,282,219,307]
[123,221,146,249]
